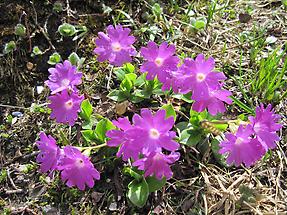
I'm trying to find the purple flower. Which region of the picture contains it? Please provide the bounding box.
[161,66,192,93]
[107,109,180,179]
[132,109,179,154]
[219,125,266,167]
[45,60,82,94]
[57,146,100,190]
[106,117,144,161]
[183,54,226,100]
[107,109,179,159]
[133,151,180,180]
[140,41,180,81]
[192,87,232,115]
[93,25,136,66]
[36,132,61,173]
[48,89,84,126]
[249,104,282,150]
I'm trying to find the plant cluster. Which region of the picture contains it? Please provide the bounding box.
[36,24,282,207]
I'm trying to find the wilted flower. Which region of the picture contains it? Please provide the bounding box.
[133,151,180,180]
[192,87,232,115]
[57,146,100,190]
[48,89,84,126]
[249,104,282,150]
[45,60,82,94]
[93,25,136,66]
[140,41,179,81]
[219,125,266,167]
[36,132,61,173]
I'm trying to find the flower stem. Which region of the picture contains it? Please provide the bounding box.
[81,143,107,150]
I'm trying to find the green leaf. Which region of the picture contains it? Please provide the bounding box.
[58,23,76,37]
[186,129,202,146]
[161,103,176,121]
[68,52,80,66]
[53,2,63,12]
[0,169,7,183]
[210,121,228,131]
[48,52,61,65]
[3,41,16,54]
[146,176,166,192]
[114,68,126,81]
[95,119,116,142]
[123,63,135,73]
[82,117,97,130]
[175,121,189,133]
[130,95,145,103]
[127,179,149,208]
[120,73,137,93]
[211,138,227,166]
[81,130,98,142]
[107,90,127,102]
[14,24,26,37]
[189,110,200,127]
[123,167,142,181]
[134,73,146,87]
[231,96,255,114]
[182,93,193,103]
[194,20,206,30]
[32,46,43,56]
[79,99,93,121]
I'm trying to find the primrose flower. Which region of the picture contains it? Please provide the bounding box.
[133,151,180,180]
[183,54,226,100]
[106,117,144,161]
[108,109,179,159]
[93,25,136,66]
[219,125,266,167]
[192,87,232,115]
[48,89,84,126]
[161,66,192,93]
[249,104,282,150]
[57,146,100,190]
[132,109,179,154]
[45,60,82,94]
[36,132,61,173]
[140,41,180,81]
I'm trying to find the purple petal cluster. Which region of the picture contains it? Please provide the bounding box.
[219,104,282,167]
[249,104,282,150]
[48,89,84,126]
[140,41,180,81]
[140,46,232,115]
[106,109,180,180]
[45,60,84,126]
[36,132,100,190]
[45,60,82,94]
[93,25,136,66]
[36,132,61,173]
[57,146,100,190]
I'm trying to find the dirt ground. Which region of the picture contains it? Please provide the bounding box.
[0,0,287,214]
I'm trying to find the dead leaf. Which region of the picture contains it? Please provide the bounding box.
[115,101,129,115]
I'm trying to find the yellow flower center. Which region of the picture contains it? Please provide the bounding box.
[65,99,74,109]
[75,158,85,168]
[149,128,160,139]
[111,42,122,52]
[61,79,70,87]
[196,73,206,82]
[155,57,163,67]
